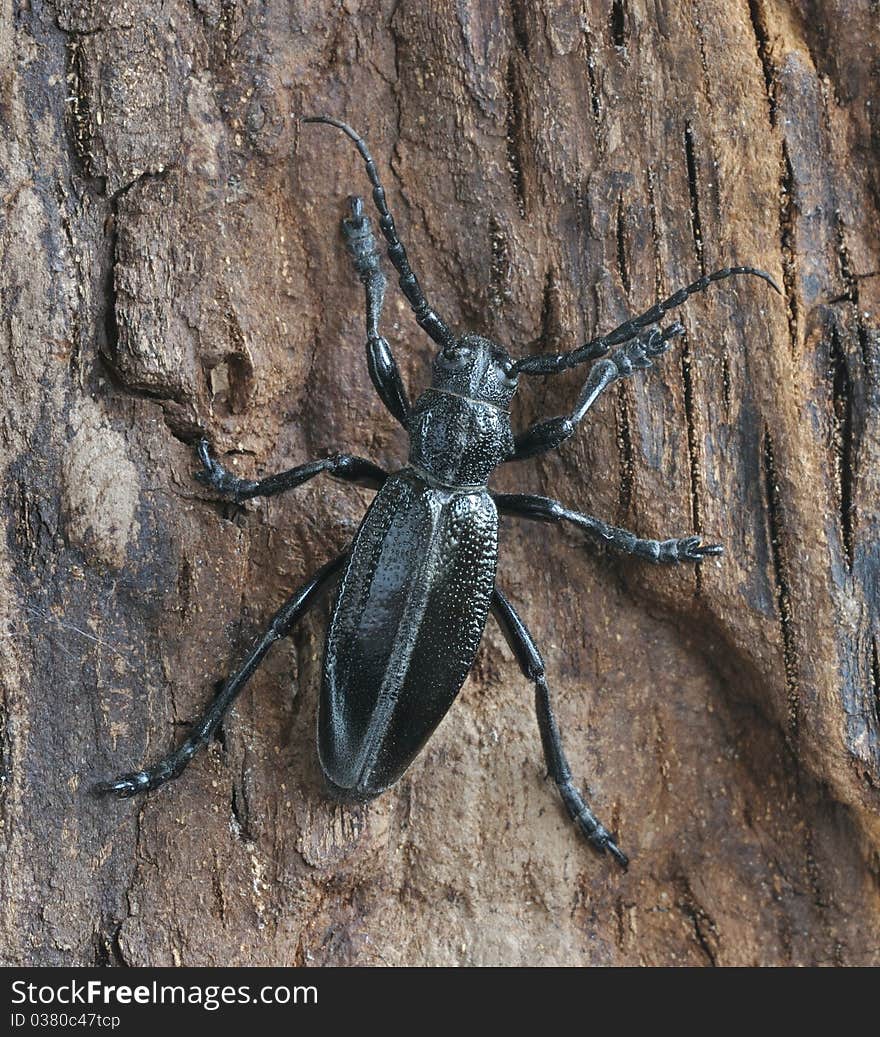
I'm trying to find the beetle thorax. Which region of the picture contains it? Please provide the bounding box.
[407,335,517,488]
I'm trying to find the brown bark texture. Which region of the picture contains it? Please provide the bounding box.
[1,0,879,967]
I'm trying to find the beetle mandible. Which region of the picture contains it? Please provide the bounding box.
[97,116,779,868]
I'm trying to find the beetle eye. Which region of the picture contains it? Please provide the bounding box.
[441,345,470,366]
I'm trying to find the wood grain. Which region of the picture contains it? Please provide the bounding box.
[0,0,878,965]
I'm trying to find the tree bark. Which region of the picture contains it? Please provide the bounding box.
[1,0,878,966]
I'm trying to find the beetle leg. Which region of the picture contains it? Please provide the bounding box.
[342,195,410,429]
[491,587,628,870]
[94,553,349,798]
[494,493,723,563]
[507,323,685,461]
[195,440,387,502]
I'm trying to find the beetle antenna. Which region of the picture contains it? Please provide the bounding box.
[303,115,455,349]
[513,265,781,375]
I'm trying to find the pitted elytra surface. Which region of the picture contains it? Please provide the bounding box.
[322,472,497,794]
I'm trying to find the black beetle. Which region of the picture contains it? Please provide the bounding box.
[98,117,779,869]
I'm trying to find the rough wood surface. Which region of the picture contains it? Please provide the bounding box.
[1,0,878,966]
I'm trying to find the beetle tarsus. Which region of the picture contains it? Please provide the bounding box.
[95,744,196,798]
[580,813,629,870]
[195,438,258,501]
[562,779,629,869]
[604,837,630,871]
[583,821,628,869]
[660,536,724,562]
[609,322,684,378]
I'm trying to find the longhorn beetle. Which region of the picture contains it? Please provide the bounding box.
[97,116,779,869]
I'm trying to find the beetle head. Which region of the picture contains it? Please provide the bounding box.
[433,334,518,407]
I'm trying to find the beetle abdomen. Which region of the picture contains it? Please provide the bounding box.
[319,469,497,798]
